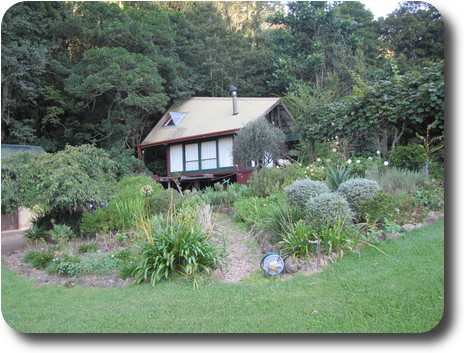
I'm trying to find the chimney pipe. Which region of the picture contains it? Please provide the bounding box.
[229,85,238,115]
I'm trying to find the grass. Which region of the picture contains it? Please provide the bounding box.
[1,220,444,333]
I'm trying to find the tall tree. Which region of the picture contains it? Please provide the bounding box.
[377,1,444,71]
[266,1,359,94]
[64,47,169,149]
[1,1,66,147]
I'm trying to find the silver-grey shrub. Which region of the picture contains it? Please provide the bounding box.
[305,192,353,230]
[284,179,331,208]
[337,178,380,216]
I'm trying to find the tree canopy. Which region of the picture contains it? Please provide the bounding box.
[1,1,444,159]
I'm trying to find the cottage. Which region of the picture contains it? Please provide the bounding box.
[137,88,298,188]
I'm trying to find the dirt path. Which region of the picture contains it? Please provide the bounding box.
[214,214,262,283]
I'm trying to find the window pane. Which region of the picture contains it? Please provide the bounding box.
[185,161,199,171]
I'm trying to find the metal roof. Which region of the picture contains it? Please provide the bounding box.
[1,144,46,159]
[139,97,283,147]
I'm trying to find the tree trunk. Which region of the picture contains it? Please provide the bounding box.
[391,121,406,150]
[309,137,316,162]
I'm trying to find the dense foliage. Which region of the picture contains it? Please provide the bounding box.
[232,118,286,169]
[2,1,444,160]
[1,145,117,213]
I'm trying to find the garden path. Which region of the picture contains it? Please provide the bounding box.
[213,213,262,283]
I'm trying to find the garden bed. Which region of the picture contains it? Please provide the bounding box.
[1,238,134,288]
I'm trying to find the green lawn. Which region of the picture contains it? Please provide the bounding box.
[1,220,444,333]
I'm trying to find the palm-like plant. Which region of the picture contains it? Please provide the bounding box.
[24,224,47,244]
[325,162,352,191]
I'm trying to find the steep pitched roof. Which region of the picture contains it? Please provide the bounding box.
[139,97,283,147]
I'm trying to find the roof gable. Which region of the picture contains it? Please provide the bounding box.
[140,97,285,147]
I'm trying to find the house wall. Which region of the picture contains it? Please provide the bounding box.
[168,136,234,175]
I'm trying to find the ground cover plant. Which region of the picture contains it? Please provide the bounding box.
[1,220,444,333]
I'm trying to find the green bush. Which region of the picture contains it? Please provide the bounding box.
[388,144,425,171]
[200,182,248,207]
[280,220,316,258]
[47,254,81,277]
[149,188,183,215]
[412,183,444,211]
[1,145,118,234]
[80,206,120,235]
[305,192,353,230]
[49,223,76,243]
[337,178,380,217]
[359,189,397,224]
[285,179,330,208]
[246,164,306,198]
[23,225,47,244]
[23,251,54,269]
[365,165,425,195]
[77,242,100,254]
[233,193,285,228]
[50,261,81,277]
[117,175,162,196]
[133,209,222,287]
[259,197,306,236]
[318,217,361,255]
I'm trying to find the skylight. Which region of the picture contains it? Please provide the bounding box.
[163,112,186,127]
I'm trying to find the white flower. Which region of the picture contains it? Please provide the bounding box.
[140,185,154,196]
[347,159,352,164]
[384,161,389,166]
[356,160,361,164]
[368,157,373,160]
[376,150,381,155]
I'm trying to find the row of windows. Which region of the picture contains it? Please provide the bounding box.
[169,137,234,173]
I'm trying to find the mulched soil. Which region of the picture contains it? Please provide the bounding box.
[1,211,443,288]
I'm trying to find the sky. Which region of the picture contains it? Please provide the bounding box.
[360,0,403,19]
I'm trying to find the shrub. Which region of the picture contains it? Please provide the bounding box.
[412,183,444,211]
[47,254,81,277]
[80,206,120,235]
[337,178,380,216]
[365,165,425,195]
[1,145,118,234]
[305,192,353,230]
[285,179,330,208]
[23,251,54,269]
[117,175,162,196]
[23,225,47,244]
[280,220,317,258]
[388,144,425,171]
[233,193,286,229]
[325,162,352,191]
[149,188,183,215]
[133,208,222,287]
[50,261,81,277]
[200,182,246,207]
[259,197,306,236]
[359,189,397,224]
[232,118,286,169]
[49,223,76,243]
[117,262,138,280]
[246,164,306,198]
[318,217,361,255]
[77,242,100,254]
